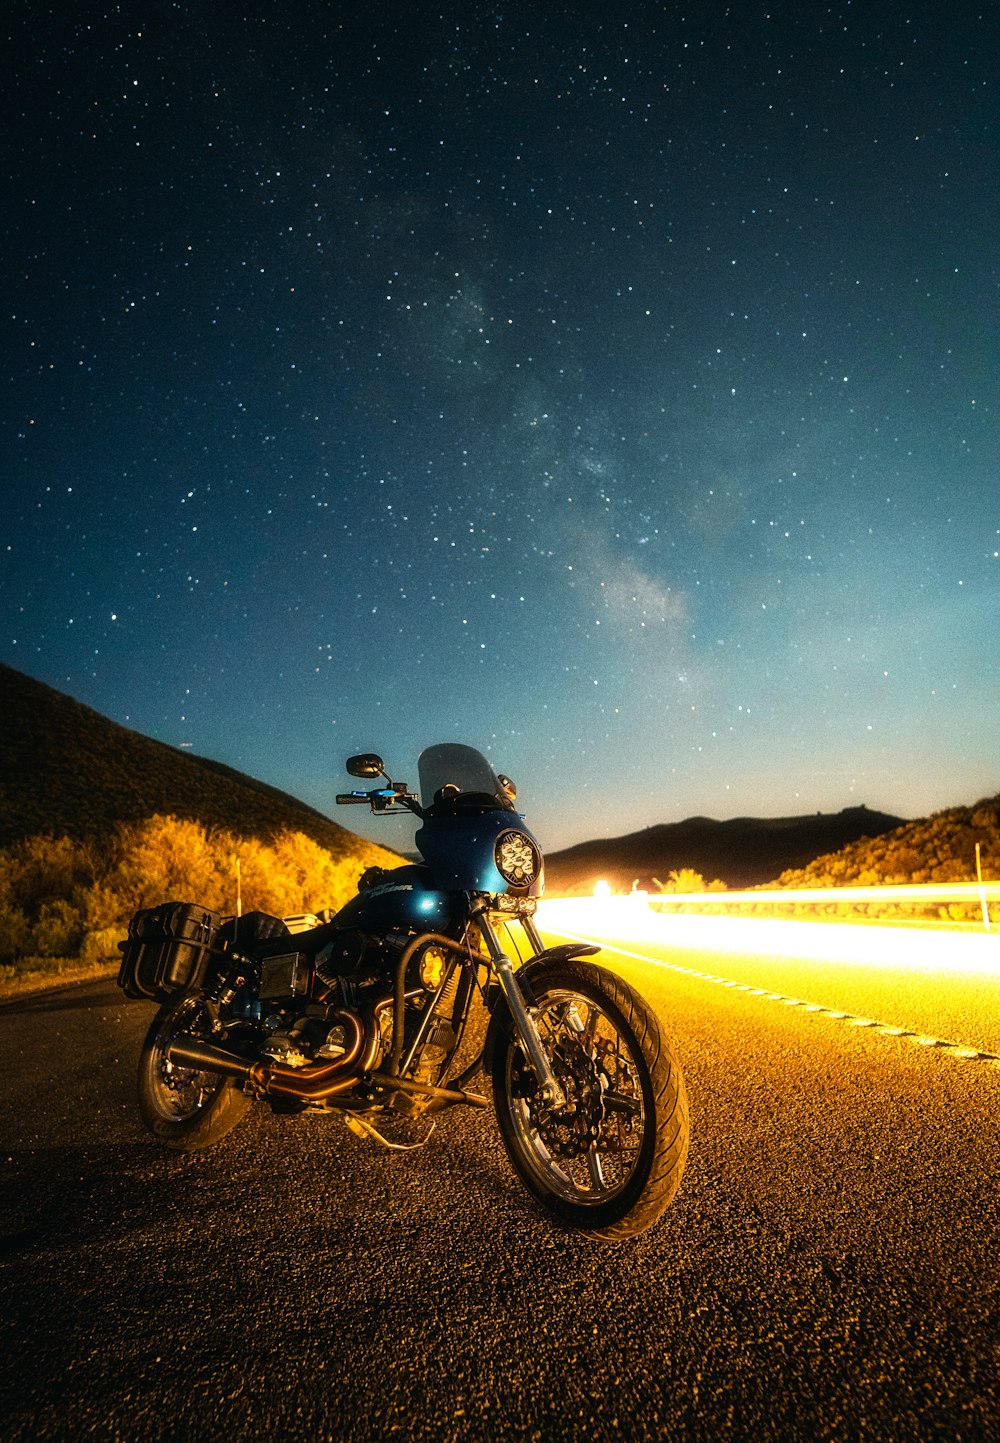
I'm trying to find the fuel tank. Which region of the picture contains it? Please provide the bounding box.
[332,863,464,933]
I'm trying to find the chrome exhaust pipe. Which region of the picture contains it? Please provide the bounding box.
[166,1035,254,1080]
[165,1010,369,1101]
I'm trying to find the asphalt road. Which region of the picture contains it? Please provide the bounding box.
[1,923,998,1442]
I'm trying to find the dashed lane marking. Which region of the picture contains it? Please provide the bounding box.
[545,930,1000,1071]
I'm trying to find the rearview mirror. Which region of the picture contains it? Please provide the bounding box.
[346,754,384,779]
[497,773,517,801]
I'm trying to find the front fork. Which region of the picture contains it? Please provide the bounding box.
[476,909,566,1108]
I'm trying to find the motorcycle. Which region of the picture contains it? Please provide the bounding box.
[118,743,689,1240]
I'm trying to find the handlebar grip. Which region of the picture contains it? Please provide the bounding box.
[335,794,368,805]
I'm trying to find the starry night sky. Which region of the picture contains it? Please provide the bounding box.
[3,2,998,852]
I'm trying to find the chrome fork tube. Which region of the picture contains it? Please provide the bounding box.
[520,913,545,956]
[477,911,565,1107]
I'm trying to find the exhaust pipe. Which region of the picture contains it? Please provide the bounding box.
[165,1015,482,1109]
[166,1035,254,1081]
[165,1010,369,1101]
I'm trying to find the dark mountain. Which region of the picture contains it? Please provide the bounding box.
[544,806,908,894]
[0,663,375,860]
[0,663,917,896]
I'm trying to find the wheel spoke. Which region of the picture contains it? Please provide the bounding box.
[603,1091,641,1118]
[586,1147,608,1192]
[578,1003,599,1050]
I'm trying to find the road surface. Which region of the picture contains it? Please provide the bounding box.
[1,912,998,1441]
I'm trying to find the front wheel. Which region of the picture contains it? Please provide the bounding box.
[491,958,689,1240]
[137,993,251,1151]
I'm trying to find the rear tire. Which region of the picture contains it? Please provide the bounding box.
[491,958,689,1240]
[137,994,251,1151]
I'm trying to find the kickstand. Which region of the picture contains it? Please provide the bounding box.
[343,1112,437,1152]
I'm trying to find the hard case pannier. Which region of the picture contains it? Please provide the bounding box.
[117,901,224,1003]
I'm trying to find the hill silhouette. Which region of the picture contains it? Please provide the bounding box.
[0,662,374,860]
[772,795,1000,890]
[3,663,994,914]
[544,806,908,894]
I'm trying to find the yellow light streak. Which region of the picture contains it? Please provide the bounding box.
[535,895,1000,981]
[642,881,1000,907]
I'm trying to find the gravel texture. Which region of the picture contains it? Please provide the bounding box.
[1,955,998,1442]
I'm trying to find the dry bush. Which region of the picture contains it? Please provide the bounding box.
[111,814,235,915]
[1,834,95,911]
[0,813,394,972]
[654,868,726,894]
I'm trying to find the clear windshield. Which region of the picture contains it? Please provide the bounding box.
[417,743,514,812]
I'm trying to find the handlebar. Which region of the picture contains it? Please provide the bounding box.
[336,783,423,817]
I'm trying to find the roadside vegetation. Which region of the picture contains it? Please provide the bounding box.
[651,868,728,893]
[0,815,398,993]
[760,795,1000,924]
[772,797,1000,890]
[651,797,1000,927]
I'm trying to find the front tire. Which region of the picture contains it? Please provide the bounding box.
[137,994,251,1151]
[491,958,689,1240]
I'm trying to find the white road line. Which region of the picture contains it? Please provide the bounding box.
[545,929,1000,1071]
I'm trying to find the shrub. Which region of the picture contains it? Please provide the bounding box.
[80,926,124,966]
[0,901,31,961]
[31,898,84,957]
[4,834,96,911]
[111,814,234,914]
[0,813,398,977]
[654,868,726,894]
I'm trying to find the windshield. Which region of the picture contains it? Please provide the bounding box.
[417,743,514,812]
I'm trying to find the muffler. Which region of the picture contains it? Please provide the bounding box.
[166,1035,254,1080]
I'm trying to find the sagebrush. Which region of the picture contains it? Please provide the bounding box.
[0,813,398,973]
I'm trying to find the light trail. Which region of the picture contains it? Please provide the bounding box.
[533,895,1000,1067]
[646,881,1000,908]
[535,924,1000,1069]
[534,896,1000,981]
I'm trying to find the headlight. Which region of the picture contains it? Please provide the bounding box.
[494,830,541,889]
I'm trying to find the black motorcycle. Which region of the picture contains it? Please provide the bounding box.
[118,743,689,1239]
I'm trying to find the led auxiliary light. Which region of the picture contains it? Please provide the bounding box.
[495,830,541,888]
[418,945,447,991]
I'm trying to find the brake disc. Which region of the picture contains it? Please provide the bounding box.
[515,1040,607,1158]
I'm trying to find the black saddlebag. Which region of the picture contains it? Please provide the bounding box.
[117,901,224,1003]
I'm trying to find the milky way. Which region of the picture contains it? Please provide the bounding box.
[3,3,997,850]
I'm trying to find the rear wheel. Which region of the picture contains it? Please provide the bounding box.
[137,994,251,1150]
[491,958,689,1240]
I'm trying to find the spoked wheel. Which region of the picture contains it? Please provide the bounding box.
[137,993,251,1150]
[491,958,689,1240]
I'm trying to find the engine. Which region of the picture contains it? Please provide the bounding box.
[222,927,466,1103]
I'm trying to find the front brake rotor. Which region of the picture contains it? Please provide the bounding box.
[513,1040,606,1158]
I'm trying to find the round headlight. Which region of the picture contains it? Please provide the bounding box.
[494,830,541,889]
